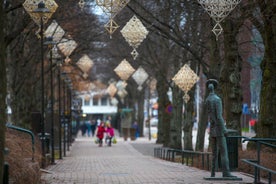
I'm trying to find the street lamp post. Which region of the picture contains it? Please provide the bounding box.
[45,37,57,164]
[23,0,58,167]
[32,2,51,168]
[57,60,63,159]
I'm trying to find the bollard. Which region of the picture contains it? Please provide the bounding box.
[3,161,9,184]
[3,148,9,184]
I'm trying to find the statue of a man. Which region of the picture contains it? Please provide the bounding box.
[205,79,236,178]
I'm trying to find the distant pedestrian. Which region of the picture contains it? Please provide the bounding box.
[80,121,87,136]
[97,118,101,126]
[132,121,139,138]
[96,122,105,147]
[91,119,97,137]
[86,120,92,137]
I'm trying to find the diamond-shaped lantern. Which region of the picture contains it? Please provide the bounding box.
[45,20,65,43]
[172,64,199,103]
[107,83,117,97]
[198,0,241,39]
[96,0,130,17]
[57,38,78,64]
[104,19,120,37]
[96,0,130,37]
[115,80,128,102]
[23,0,58,26]
[121,15,149,60]
[132,66,149,91]
[78,0,85,10]
[114,59,135,81]
[77,54,94,79]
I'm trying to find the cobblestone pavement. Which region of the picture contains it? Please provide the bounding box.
[41,136,254,184]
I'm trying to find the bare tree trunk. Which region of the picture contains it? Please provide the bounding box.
[183,93,195,150]
[169,86,183,149]
[196,20,221,151]
[220,19,243,133]
[0,0,7,181]
[156,74,170,145]
[256,1,276,138]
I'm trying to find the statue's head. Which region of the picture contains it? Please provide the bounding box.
[206,79,218,92]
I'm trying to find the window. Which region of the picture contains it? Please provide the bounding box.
[84,98,90,106]
[101,97,108,106]
[93,98,98,106]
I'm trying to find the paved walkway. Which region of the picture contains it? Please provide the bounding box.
[41,136,254,184]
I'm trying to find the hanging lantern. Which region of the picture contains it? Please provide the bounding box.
[96,0,130,37]
[110,97,118,106]
[198,0,241,39]
[78,0,85,10]
[23,0,58,26]
[104,19,120,36]
[96,0,129,16]
[57,38,78,64]
[45,20,65,43]
[77,54,94,79]
[172,64,199,103]
[114,59,135,81]
[107,83,117,97]
[120,15,149,60]
[132,66,149,91]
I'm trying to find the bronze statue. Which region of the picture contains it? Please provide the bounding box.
[205,79,236,178]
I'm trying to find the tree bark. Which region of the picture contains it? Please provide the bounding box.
[256,1,276,138]
[0,0,7,181]
[220,19,243,133]
[156,74,170,145]
[169,86,183,149]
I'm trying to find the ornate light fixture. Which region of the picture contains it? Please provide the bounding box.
[96,0,130,37]
[132,66,149,91]
[23,0,58,26]
[23,0,58,25]
[114,59,135,81]
[172,64,199,103]
[198,0,241,39]
[77,54,94,79]
[120,15,149,60]
[57,38,78,64]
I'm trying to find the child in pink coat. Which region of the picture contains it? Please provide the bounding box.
[105,123,114,146]
[96,122,105,147]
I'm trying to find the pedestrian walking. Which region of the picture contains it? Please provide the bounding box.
[91,119,97,137]
[86,120,92,137]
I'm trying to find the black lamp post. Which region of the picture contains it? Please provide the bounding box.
[45,36,57,164]
[33,2,50,168]
[57,59,63,160]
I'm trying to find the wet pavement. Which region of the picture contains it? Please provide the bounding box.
[40,135,254,184]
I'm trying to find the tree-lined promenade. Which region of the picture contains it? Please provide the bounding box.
[0,0,275,183]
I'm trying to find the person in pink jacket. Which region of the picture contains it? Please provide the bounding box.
[105,123,114,146]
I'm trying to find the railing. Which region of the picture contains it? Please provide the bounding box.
[6,123,35,161]
[154,147,212,170]
[241,138,276,184]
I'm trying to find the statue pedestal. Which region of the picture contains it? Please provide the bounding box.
[204,176,242,181]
